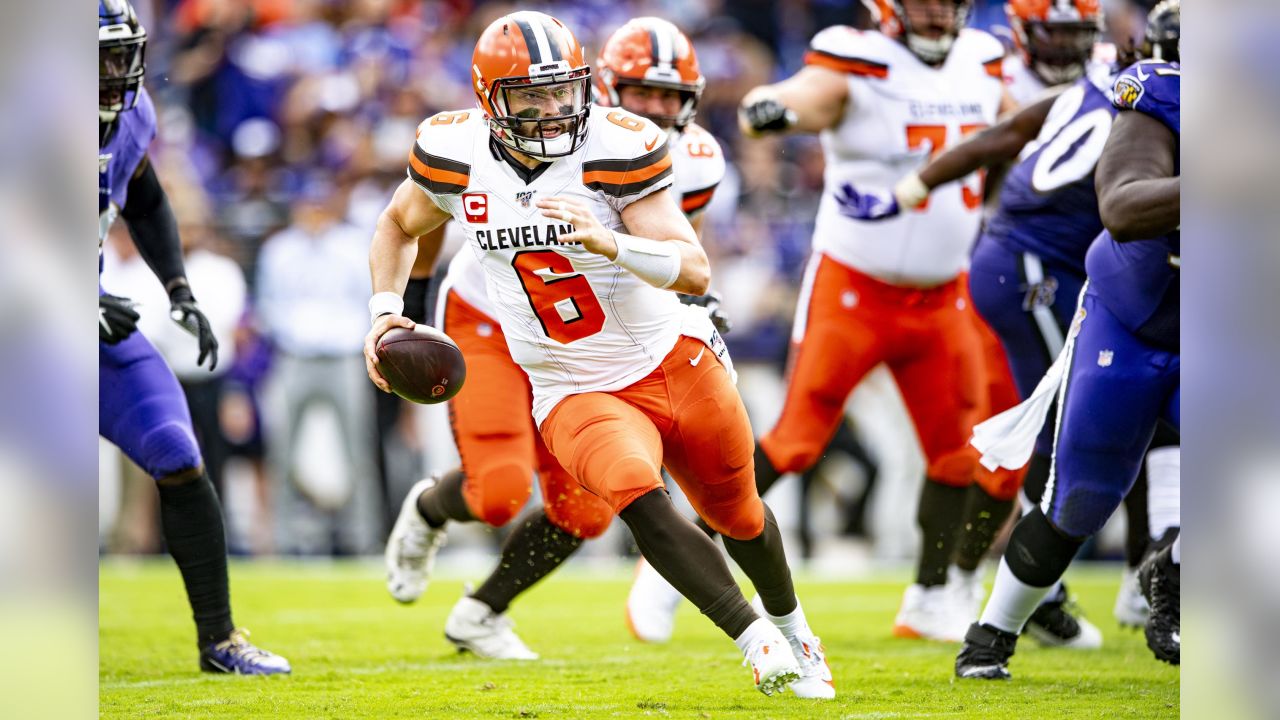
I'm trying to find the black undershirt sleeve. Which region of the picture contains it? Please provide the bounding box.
[120,159,188,291]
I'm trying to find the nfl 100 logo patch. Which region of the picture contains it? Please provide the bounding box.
[516,190,535,208]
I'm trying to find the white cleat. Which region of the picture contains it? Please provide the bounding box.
[385,476,447,604]
[749,596,835,699]
[740,621,802,696]
[1025,584,1104,650]
[892,584,969,643]
[1114,567,1150,628]
[445,596,539,660]
[787,630,836,699]
[625,557,683,644]
[948,566,985,626]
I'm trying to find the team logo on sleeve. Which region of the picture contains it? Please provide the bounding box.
[1114,76,1144,110]
[463,193,489,223]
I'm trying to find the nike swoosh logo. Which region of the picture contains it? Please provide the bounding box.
[1136,65,1151,81]
[99,307,111,335]
[689,347,705,366]
[644,136,660,151]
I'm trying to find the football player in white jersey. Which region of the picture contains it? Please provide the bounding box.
[366,11,832,698]
[381,16,747,669]
[736,0,1025,643]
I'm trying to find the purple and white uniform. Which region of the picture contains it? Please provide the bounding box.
[1042,60,1180,537]
[99,88,203,479]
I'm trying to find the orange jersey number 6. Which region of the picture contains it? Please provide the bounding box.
[606,110,644,132]
[512,250,607,344]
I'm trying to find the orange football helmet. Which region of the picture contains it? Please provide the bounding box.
[596,17,705,131]
[865,0,974,65]
[471,11,591,160]
[1007,0,1103,85]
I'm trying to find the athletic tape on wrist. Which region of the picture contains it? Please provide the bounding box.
[612,232,681,289]
[368,291,405,324]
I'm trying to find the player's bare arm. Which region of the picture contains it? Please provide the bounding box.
[410,223,448,278]
[1095,109,1179,242]
[917,91,1060,191]
[365,178,451,392]
[738,65,848,137]
[536,189,710,296]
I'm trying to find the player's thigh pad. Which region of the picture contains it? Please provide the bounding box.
[99,332,202,479]
[1044,290,1180,538]
[762,256,884,474]
[658,337,764,540]
[445,293,537,526]
[536,435,613,538]
[540,392,665,514]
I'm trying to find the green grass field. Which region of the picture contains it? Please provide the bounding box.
[100,559,1178,719]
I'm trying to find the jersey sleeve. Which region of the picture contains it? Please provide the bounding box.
[407,111,476,209]
[1112,61,1180,134]
[958,29,1008,80]
[804,26,890,79]
[675,125,726,216]
[583,108,675,213]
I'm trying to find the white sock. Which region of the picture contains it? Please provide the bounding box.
[761,599,809,638]
[979,558,1054,634]
[1146,446,1180,539]
[1171,534,1180,565]
[733,618,779,655]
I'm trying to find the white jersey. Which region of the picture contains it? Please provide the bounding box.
[413,105,720,425]
[443,120,726,322]
[805,27,1005,286]
[1003,52,1049,106]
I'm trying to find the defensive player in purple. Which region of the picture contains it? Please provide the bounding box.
[954,1,1180,678]
[99,0,288,674]
[837,0,1182,633]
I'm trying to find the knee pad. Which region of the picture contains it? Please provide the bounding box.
[140,421,202,480]
[464,463,533,527]
[1046,477,1129,538]
[702,496,765,541]
[758,433,821,475]
[976,465,1025,502]
[545,492,613,539]
[604,455,665,512]
[926,447,977,488]
[1005,507,1084,588]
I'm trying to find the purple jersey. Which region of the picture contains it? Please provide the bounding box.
[99,86,156,248]
[1085,60,1181,350]
[985,68,1118,272]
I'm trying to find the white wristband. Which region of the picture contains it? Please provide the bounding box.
[893,172,931,210]
[368,291,405,325]
[612,232,682,289]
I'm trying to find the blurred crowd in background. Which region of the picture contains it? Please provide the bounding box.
[98,0,1163,561]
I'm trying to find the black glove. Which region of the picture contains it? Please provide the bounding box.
[99,293,140,345]
[680,290,733,335]
[168,284,219,370]
[742,98,795,134]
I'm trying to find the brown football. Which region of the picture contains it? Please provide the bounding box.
[374,325,467,404]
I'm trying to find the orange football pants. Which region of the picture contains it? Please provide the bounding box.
[962,274,1027,501]
[540,336,765,541]
[442,290,613,538]
[760,254,983,487]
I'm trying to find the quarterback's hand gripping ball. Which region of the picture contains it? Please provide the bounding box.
[369,321,467,404]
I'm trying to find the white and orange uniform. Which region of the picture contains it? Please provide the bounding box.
[761,26,1008,490]
[421,107,757,536]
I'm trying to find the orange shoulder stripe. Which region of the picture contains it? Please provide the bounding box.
[803,50,889,79]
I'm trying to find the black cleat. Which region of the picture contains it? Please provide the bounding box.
[955,623,1018,679]
[1025,583,1103,649]
[1138,544,1180,665]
